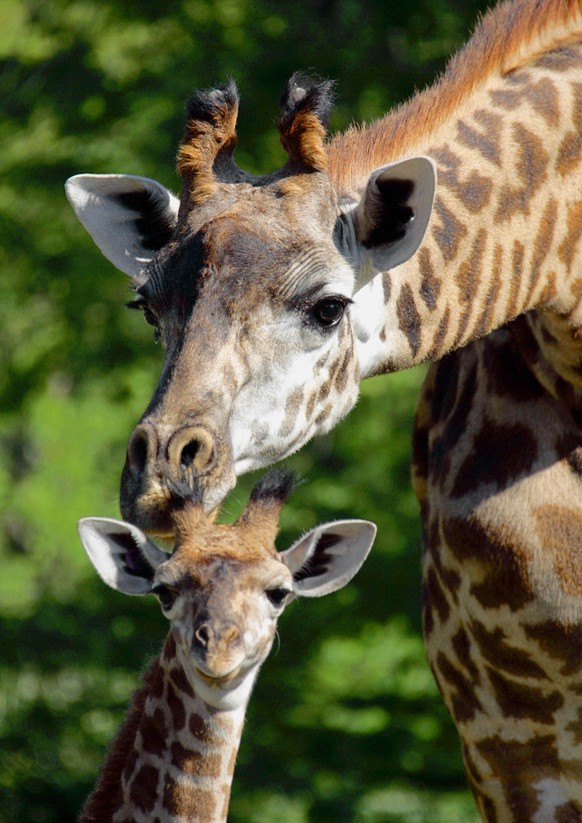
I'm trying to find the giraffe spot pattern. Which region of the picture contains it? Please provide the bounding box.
[523,197,558,306]
[396,282,422,357]
[442,515,534,612]
[451,418,538,497]
[129,763,159,813]
[436,651,483,724]
[557,82,582,176]
[456,111,502,166]
[431,196,468,262]
[140,708,168,757]
[486,666,564,723]
[453,228,487,347]
[469,620,547,679]
[418,247,441,311]
[494,124,549,223]
[166,681,186,731]
[490,76,560,127]
[170,741,223,777]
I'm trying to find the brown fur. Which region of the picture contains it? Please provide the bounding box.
[327,0,582,188]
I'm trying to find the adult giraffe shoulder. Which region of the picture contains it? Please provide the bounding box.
[77,470,375,822]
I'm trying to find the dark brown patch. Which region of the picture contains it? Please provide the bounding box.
[451,419,538,496]
[426,306,451,360]
[166,681,186,731]
[555,802,582,823]
[453,228,487,348]
[494,124,549,223]
[442,515,533,612]
[424,565,451,624]
[396,283,422,357]
[170,665,195,700]
[457,112,502,166]
[486,666,563,724]
[472,243,502,340]
[523,197,558,307]
[418,247,440,310]
[332,349,352,394]
[129,763,159,813]
[557,82,582,176]
[490,77,560,127]
[484,330,545,402]
[435,651,483,724]
[477,735,558,820]
[432,196,468,263]
[451,627,481,684]
[140,708,168,757]
[533,505,582,597]
[469,620,547,679]
[565,707,582,747]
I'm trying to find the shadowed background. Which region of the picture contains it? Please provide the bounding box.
[1,0,488,819]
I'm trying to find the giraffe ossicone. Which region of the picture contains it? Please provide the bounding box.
[77,469,376,822]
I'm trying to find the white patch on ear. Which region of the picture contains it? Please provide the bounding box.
[345,156,436,292]
[77,516,169,595]
[281,519,376,597]
[65,174,179,277]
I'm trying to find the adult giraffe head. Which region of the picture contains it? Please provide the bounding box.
[66,74,435,536]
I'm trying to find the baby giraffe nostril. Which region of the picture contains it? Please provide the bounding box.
[194,624,211,648]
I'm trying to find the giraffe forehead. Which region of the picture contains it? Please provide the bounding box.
[158,543,286,592]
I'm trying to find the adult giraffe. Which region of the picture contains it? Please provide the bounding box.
[67,0,582,818]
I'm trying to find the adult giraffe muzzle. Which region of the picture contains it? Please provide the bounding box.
[66,74,435,536]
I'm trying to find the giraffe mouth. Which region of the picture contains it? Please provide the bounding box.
[195,665,242,687]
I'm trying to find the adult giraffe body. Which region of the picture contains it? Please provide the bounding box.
[67,0,582,819]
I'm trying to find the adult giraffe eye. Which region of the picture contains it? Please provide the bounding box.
[151,584,176,611]
[311,296,348,328]
[265,587,291,607]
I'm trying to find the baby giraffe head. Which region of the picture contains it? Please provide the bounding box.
[77,469,376,711]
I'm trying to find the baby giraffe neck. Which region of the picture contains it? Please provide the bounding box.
[79,635,246,823]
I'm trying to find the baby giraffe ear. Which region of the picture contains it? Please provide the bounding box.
[340,156,436,291]
[77,517,169,595]
[65,174,180,278]
[280,520,376,597]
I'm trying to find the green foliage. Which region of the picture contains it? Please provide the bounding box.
[0,0,488,820]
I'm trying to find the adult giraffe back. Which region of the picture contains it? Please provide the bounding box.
[67,0,582,818]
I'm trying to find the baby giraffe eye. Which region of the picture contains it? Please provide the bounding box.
[265,587,292,607]
[151,583,177,611]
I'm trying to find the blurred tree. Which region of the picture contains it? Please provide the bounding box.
[0,0,488,820]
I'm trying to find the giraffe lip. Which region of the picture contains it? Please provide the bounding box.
[195,665,242,687]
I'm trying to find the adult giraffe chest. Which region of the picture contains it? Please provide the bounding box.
[415,321,582,820]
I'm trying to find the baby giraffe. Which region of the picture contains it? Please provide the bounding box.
[77,469,376,823]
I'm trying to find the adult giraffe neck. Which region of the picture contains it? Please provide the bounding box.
[328,4,582,377]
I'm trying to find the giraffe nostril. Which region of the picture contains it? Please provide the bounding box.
[127,426,151,477]
[194,624,211,648]
[169,426,216,475]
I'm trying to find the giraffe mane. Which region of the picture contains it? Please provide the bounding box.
[328,0,582,186]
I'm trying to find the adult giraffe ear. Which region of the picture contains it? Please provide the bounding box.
[280,520,376,597]
[77,516,169,595]
[65,174,180,278]
[339,156,436,292]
